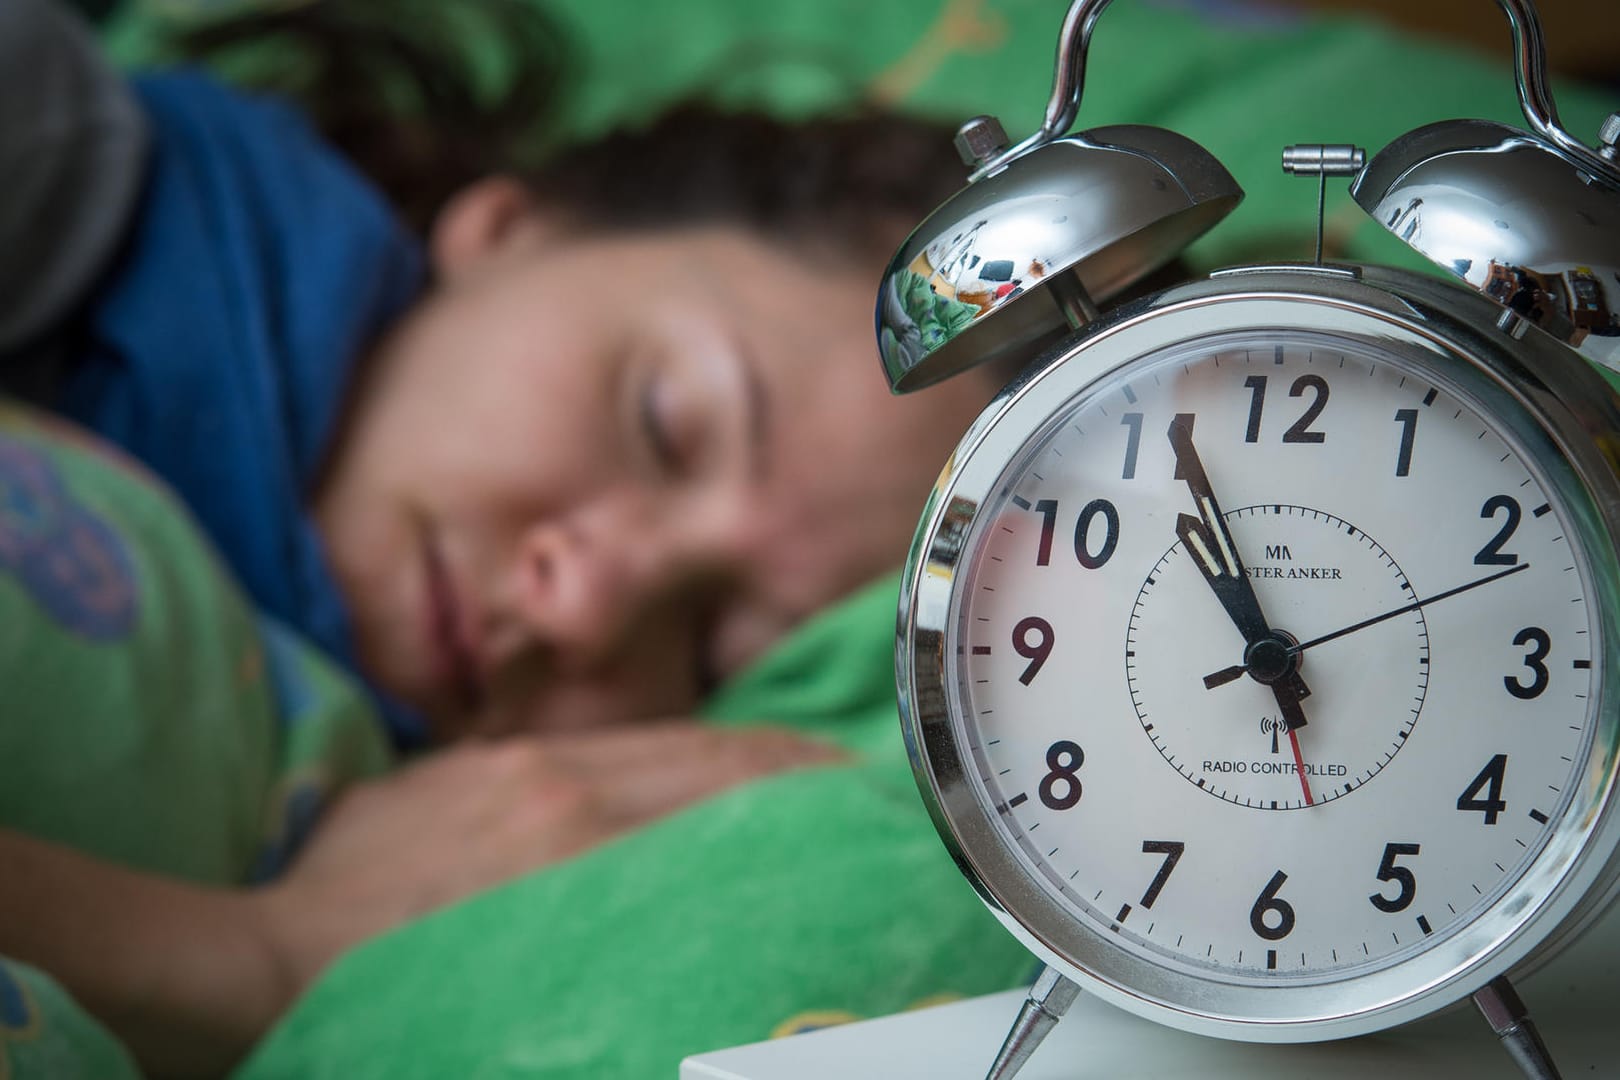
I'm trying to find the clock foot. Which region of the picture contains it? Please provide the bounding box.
[1472,976,1563,1080]
[983,965,1080,1080]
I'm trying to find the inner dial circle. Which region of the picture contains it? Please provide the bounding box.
[1127,505,1429,810]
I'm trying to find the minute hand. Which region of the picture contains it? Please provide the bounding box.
[1202,562,1533,689]
[1168,414,1311,718]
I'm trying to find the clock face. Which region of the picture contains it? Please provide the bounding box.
[905,285,1620,1035]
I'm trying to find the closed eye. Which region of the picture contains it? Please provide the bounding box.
[639,376,682,472]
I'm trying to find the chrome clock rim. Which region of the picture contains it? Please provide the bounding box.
[897,266,1620,1040]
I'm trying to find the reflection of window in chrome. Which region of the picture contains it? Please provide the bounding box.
[1482,261,1618,346]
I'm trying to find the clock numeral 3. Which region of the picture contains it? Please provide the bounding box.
[1249,870,1296,941]
[1505,627,1552,700]
[1368,842,1421,913]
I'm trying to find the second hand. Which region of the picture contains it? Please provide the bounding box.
[1204,562,1531,689]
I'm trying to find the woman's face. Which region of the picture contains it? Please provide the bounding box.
[313,183,992,740]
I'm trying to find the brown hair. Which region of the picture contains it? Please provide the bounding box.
[523,104,967,269]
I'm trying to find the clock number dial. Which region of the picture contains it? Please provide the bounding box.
[1241,373,1330,444]
[1074,499,1121,569]
[1474,495,1522,566]
[1283,375,1330,444]
[1249,870,1297,941]
[1368,843,1421,913]
[1242,375,1267,443]
[1012,616,1054,685]
[941,327,1602,997]
[1393,408,1418,477]
[1138,840,1185,909]
[1033,499,1058,566]
[1505,627,1552,700]
[1038,740,1086,811]
[1120,412,1144,479]
[1457,754,1510,824]
[1029,498,1120,569]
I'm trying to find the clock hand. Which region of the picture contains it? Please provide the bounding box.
[1169,414,1311,722]
[1202,562,1532,689]
[1276,692,1315,806]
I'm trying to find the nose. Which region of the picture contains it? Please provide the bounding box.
[504,505,724,665]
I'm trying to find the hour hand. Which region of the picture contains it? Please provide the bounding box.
[1176,511,1269,643]
[1168,414,1269,643]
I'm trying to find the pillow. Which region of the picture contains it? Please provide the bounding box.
[0,402,390,1077]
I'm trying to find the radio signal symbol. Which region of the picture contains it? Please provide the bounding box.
[1259,716,1288,755]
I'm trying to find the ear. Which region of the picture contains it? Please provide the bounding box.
[428,176,545,280]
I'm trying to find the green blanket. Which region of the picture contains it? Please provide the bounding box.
[236,578,1035,1079]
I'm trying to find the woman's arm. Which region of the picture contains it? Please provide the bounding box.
[0,0,148,393]
[0,827,288,1078]
[0,724,842,1077]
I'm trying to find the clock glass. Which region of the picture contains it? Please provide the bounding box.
[910,287,1620,1036]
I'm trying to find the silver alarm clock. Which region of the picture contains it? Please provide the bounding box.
[878,1,1620,1077]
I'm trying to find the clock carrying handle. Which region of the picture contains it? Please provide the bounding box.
[974,0,1620,189]
[1496,0,1620,186]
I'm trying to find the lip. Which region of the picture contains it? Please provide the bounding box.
[423,526,486,715]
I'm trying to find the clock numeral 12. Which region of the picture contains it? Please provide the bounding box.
[1242,374,1330,444]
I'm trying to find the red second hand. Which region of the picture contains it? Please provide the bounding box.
[1287,727,1315,806]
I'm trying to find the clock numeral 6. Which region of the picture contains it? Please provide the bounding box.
[1368,842,1421,914]
[1038,740,1085,811]
[1030,498,1120,570]
[1457,753,1509,825]
[1249,869,1296,941]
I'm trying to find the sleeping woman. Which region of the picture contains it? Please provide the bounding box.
[0,0,1016,1073]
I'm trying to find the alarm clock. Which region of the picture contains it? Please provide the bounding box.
[877,1,1620,1078]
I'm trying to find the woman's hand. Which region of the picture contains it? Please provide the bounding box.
[253,722,844,1003]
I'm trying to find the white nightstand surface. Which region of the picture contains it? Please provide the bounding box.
[680,900,1620,1079]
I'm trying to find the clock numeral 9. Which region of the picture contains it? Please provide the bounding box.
[1249,869,1296,941]
[1368,842,1420,913]
[1505,626,1551,700]
[1038,740,1085,811]
[1012,616,1054,685]
[1242,374,1329,444]
[1030,498,1121,569]
[1457,753,1509,825]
